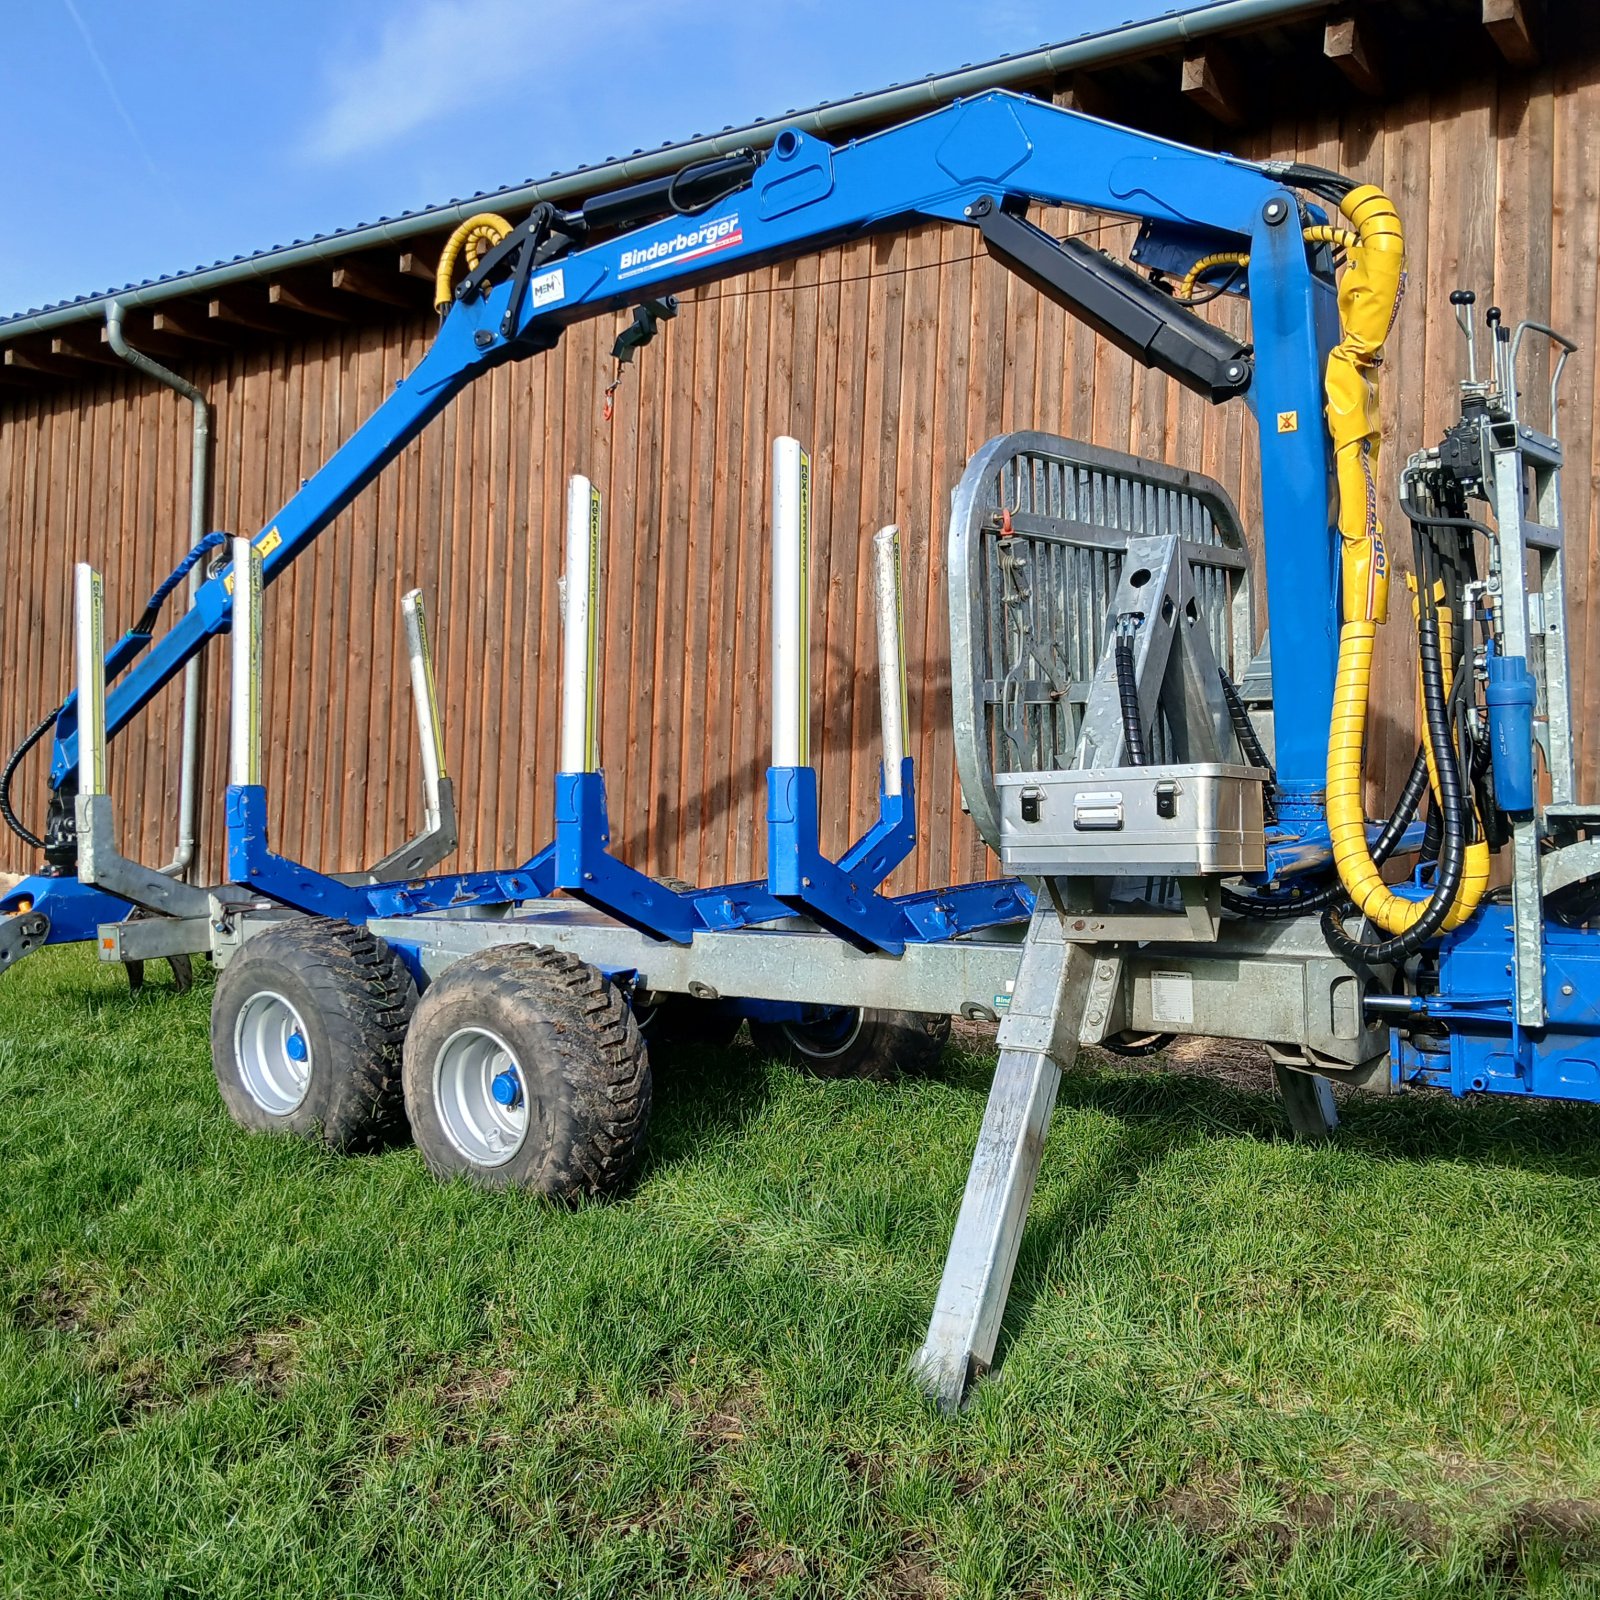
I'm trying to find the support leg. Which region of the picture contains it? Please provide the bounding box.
[912,925,1101,1410]
[1273,1063,1339,1139]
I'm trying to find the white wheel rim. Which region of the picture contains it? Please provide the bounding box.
[434,1026,529,1168]
[234,989,314,1115]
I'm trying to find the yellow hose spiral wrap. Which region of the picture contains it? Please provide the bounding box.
[1177,251,1252,301]
[1323,184,1487,935]
[434,213,513,314]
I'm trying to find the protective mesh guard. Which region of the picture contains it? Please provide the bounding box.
[948,432,1253,855]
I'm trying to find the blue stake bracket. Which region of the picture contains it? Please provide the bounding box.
[766,758,918,955]
[553,770,699,944]
[226,784,555,922]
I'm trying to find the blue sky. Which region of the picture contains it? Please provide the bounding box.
[0,0,1179,319]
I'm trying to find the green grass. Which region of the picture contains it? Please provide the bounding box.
[3,947,1600,1598]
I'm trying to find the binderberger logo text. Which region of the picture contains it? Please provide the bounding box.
[619,214,743,279]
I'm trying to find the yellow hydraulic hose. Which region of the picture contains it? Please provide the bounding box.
[1177,251,1252,301]
[1301,224,1359,252]
[434,213,513,314]
[1177,230,1359,301]
[1321,183,1487,934]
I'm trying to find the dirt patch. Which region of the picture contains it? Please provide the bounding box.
[437,1365,515,1412]
[1154,1474,1600,1583]
[732,1546,804,1588]
[108,1325,304,1422]
[1154,1471,1242,1540]
[428,1364,520,1451]
[1486,1498,1600,1581]
[875,1543,952,1600]
[10,1277,97,1335]
[214,1329,299,1396]
[114,1355,172,1418]
[666,1377,764,1460]
[951,1016,1276,1096]
[1154,1473,1442,1557]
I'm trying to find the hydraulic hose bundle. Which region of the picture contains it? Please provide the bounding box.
[1319,185,1489,961]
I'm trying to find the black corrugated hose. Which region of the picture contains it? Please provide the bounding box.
[1219,666,1274,781]
[1320,611,1469,964]
[0,706,60,851]
[1221,743,1432,920]
[1115,636,1147,765]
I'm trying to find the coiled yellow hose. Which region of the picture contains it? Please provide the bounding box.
[1176,252,1252,301]
[1175,229,1358,301]
[434,213,513,314]
[1301,224,1360,252]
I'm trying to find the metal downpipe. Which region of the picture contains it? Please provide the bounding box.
[104,300,208,878]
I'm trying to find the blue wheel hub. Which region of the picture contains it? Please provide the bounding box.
[490,1067,523,1108]
[286,1031,308,1063]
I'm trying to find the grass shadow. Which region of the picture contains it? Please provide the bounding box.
[633,1032,780,1176]
[915,1048,1600,1382]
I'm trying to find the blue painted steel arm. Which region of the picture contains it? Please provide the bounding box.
[53,89,1335,799]
[48,335,490,782]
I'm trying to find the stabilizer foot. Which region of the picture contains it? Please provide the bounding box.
[913,927,1101,1411]
[1273,1061,1339,1139]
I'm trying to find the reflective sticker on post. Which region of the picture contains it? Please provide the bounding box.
[798,445,811,767]
[586,481,602,772]
[770,437,812,770]
[76,565,107,798]
[892,530,908,735]
[405,592,448,784]
[245,546,264,786]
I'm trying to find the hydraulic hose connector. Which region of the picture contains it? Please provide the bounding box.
[434,213,513,314]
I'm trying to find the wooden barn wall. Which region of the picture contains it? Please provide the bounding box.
[0,56,1593,891]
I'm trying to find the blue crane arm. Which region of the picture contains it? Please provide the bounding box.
[51,88,1337,798]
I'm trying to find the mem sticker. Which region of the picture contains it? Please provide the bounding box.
[529,268,565,309]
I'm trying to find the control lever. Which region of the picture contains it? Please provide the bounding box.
[1450,288,1478,385]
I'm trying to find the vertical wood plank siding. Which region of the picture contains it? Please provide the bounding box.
[1,61,1593,888]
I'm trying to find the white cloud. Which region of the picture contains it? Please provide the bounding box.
[303,0,684,165]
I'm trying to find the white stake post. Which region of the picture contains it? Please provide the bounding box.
[229,536,263,787]
[771,436,811,769]
[872,525,908,797]
[74,563,107,799]
[401,589,448,831]
[559,474,603,773]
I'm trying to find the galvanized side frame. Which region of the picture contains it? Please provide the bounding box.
[358,900,1383,1068]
